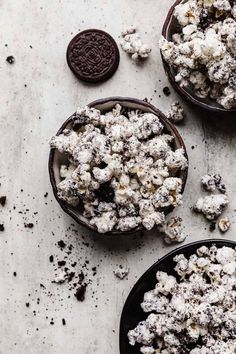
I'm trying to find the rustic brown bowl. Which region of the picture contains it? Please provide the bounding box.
[161,0,236,113]
[49,97,188,235]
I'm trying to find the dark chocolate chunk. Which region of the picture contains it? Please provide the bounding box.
[0,196,6,207]
[0,224,4,232]
[66,29,120,83]
[62,318,66,326]
[6,56,15,64]
[49,255,54,263]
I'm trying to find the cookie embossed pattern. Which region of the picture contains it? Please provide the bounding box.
[66,29,120,83]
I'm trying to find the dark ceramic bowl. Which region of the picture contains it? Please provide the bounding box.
[49,97,188,235]
[161,0,236,113]
[120,239,236,354]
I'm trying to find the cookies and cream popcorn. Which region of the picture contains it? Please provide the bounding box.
[120,26,152,61]
[159,0,236,109]
[194,194,229,220]
[201,173,226,193]
[159,216,187,244]
[50,105,188,233]
[166,101,185,123]
[128,245,236,353]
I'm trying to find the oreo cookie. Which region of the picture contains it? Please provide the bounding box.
[66,29,120,83]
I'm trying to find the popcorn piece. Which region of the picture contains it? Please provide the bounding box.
[166,101,185,123]
[159,0,236,109]
[160,216,187,244]
[218,217,230,232]
[120,26,151,61]
[128,245,236,353]
[113,265,129,279]
[194,194,229,220]
[201,173,226,193]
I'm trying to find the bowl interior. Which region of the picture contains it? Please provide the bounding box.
[162,0,236,113]
[120,239,236,354]
[50,98,188,234]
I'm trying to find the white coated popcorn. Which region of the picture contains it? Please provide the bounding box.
[166,101,185,123]
[160,0,236,109]
[120,26,152,61]
[50,105,188,233]
[194,194,229,220]
[201,173,226,193]
[159,216,187,244]
[128,245,236,353]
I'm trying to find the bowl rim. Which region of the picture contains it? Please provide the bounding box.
[161,0,236,113]
[48,96,189,235]
[119,238,236,354]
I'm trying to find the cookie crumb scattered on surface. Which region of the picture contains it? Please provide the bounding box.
[6,56,15,64]
[163,86,171,96]
[74,284,87,302]
[0,224,5,232]
[24,223,34,228]
[0,196,6,207]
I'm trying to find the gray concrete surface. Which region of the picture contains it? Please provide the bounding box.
[0,0,236,353]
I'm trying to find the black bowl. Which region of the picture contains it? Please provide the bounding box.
[120,239,236,354]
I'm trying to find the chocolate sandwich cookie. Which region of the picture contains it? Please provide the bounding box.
[66,29,120,83]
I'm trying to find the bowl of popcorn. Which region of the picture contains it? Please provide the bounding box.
[49,97,188,234]
[160,0,236,112]
[120,239,236,354]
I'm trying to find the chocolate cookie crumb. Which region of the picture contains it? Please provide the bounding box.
[0,196,6,207]
[74,284,87,302]
[13,272,17,277]
[0,224,5,232]
[58,260,66,267]
[25,302,30,308]
[49,255,54,263]
[44,192,48,198]
[24,223,34,228]
[209,222,216,232]
[6,56,15,64]
[57,240,66,249]
[62,318,66,326]
[163,86,171,96]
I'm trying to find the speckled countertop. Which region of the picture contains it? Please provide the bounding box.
[0,1,236,353]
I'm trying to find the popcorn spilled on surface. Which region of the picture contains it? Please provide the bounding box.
[120,26,152,61]
[194,174,229,225]
[50,105,188,233]
[166,101,185,123]
[160,0,236,109]
[128,245,236,353]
